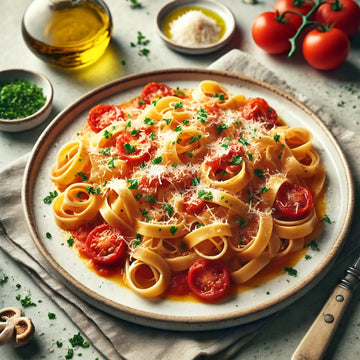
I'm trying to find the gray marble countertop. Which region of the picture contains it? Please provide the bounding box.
[1,0,359,359]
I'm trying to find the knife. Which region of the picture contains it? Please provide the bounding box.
[292,255,360,360]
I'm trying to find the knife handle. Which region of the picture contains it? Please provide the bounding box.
[291,284,353,360]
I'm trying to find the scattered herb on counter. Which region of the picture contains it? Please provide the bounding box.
[69,332,90,348]
[130,31,150,57]
[0,80,46,119]
[48,312,56,319]
[16,293,37,308]
[284,267,297,277]
[57,340,63,347]
[65,348,74,359]
[0,273,8,285]
[126,0,142,9]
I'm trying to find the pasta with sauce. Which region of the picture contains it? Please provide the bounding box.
[49,80,326,302]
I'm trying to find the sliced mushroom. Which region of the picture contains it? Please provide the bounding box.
[0,307,35,347]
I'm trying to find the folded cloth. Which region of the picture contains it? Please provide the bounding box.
[1,49,359,360]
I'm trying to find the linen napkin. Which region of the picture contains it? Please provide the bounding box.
[1,49,359,360]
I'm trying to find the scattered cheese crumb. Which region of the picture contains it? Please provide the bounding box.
[169,10,221,46]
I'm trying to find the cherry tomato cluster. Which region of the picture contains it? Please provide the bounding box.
[252,0,360,70]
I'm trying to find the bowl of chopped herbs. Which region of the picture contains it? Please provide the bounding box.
[0,69,53,132]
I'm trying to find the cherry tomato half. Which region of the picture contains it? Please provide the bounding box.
[274,182,314,220]
[86,224,127,265]
[183,196,207,215]
[114,129,154,166]
[252,11,298,54]
[315,0,360,37]
[302,27,350,70]
[187,259,231,302]
[274,0,314,28]
[140,82,174,104]
[87,104,124,133]
[241,98,280,128]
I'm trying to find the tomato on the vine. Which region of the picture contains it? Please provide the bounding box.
[274,0,314,28]
[302,27,350,70]
[252,11,298,54]
[274,182,314,220]
[315,0,360,37]
[187,259,231,302]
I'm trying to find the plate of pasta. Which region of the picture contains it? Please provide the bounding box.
[23,69,354,330]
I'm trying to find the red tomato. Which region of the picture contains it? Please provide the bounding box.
[70,223,95,256]
[205,142,245,176]
[87,104,124,133]
[187,259,231,302]
[183,197,207,215]
[315,0,360,37]
[241,98,280,128]
[167,271,191,296]
[252,11,298,54]
[140,82,174,104]
[86,224,127,265]
[274,182,314,220]
[114,129,154,166]
[302,27,350,70]
[274,0,314,28]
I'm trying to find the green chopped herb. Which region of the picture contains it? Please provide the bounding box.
[308,240,320,251]
[69,332,89,348]
[76,172,88,181]
[322,214,334,224]
[123,143,136,154]
[46,232,52,239]
[217,123,228,134]
[145,195,157,203]
[191,177,201,186]
[162,204,174,218]
[273,134,280,142]
[261,186,269,194]
[305,254,312,260]
[16,293,37,308]
[86,186,101,195]
[164,118,172,125]
[130,129,140,136]
[254,169,264,178]
[238,137,249,145]
[174,102,183,110]
[43,191,58,204]
[174,125,182,132]
[126,0,142,9]
[107,157,118,169]
[248,153,253,161]
[67,236,74,247]
[127,179,139,189]
[152,156,163,165]
[198,189,213,200]
[144,117,155,125]
[103,130,112,139]
[284,267,297,277]
[56,340,63,347]
[231,154,243,165]
[235,218,248,227]
[0,274,8,285]
[182,120,190,125]
[124,121,132,129]
[196,107,208,123]
[65,348,74,359]
[170,226,178,235]
[48,312,56,319]
[99,147,111,156]
[0,80,46,119]
[149,132,157,139]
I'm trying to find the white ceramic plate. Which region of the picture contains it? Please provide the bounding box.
[156,0,236,55]
[23,69,354,331]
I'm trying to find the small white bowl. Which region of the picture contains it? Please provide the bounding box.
[156,0,236,55]
[0,69,53,132]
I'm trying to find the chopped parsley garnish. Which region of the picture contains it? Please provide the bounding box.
[86,186,101,195]
[213,93,225,101]
[124,121,132,129]
[322,214,334,224]
[191,177,201,186]
[308,240,320,251]
[231,154,243,165]
[254,169,264,178]
[170,226,178,235]
[48,312,56,319]
[144,117,155,125]
[65,349,74,359]
[152,156,163,164]
[235,218,248,227]
[123,142,135,154]
[149,132,157,139]
[127,179,139,189]
[284,267,297,277]
[46,232,52,239]
[261,186,269,193]
[174,101,183,110]
[130,129,140,136]
[103,129,112,139]
[69,332,90,348]
[198,189,213,200]
[126,0,142,9]
[76,172,89,181]
[182,120,190,125]
[248,153,253,161]
[164,118,172,125]
[107,157,118,169]
[145,195,157,203]
[99,147,111,156]
[67,236,74,247]
[273,134,280,142]
[238,137,249,145]
[196,107,208,123]
[305,254,312,260]
[217,123,228,134]
[43,191,58,204]
[162,204,174,218]
[0,274,8,285]
[174,125,182,132]
[16,293,37,308]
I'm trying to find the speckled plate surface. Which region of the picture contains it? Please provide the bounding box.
[22,69,354,331]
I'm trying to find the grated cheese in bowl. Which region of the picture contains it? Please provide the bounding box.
[169,10,221,47]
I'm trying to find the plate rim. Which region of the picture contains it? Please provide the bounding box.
[22,68,355,330]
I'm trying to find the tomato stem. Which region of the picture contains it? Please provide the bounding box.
[287,0,328,57]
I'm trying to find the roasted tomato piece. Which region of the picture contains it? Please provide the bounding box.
[87,104,124,133]
[140,82,174,104]
[274,182,313,220]
[241,98,280,128]
[187,259,231,302]
[86,224,127,265]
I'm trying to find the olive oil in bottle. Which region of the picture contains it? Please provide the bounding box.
[22,0,113,68]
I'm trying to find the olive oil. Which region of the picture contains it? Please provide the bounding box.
[22,0,112,68]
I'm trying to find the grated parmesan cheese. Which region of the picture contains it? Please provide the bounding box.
[169,10,221,46]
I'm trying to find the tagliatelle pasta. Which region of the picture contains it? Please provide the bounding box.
[48,80,326,302]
